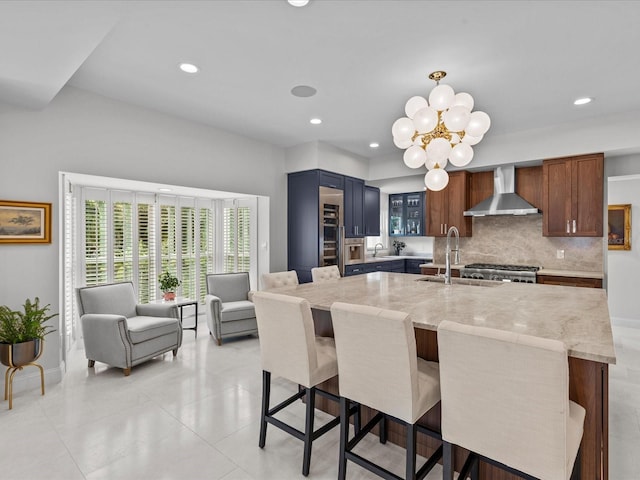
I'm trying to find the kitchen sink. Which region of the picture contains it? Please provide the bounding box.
[416,276,504,287]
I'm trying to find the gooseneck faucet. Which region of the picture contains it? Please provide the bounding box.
[373,242,384,257]
[445,226,460,285]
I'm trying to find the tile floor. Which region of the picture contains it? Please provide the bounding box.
[1,318,638,480]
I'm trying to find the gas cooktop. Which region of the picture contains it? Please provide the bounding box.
[463,263,540,273]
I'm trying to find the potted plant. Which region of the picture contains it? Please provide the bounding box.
[392,239,406,256]
[158,271,181,300]
[0,297,57,368]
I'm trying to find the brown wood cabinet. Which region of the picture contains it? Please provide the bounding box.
[537,275,602,288]
[426,170,472,237]
[542,153,604,237]
[420,267,460,277]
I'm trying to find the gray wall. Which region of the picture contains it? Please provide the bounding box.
[0,86,288,384]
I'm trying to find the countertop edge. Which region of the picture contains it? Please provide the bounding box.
[537,269,604,279]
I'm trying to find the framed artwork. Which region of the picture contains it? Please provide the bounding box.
[608,204,631,251]
[0,200,51,244]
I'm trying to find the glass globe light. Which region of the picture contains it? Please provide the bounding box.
[425,156,448,170]
[453,92,474,111]
[428,84,455,111]
[461,133,483,145]
[465,111,491,137]
[403,146,427,168]
[412,107,438,134]
[425,168,449,191]
[393,136,413,149]
[443,105,471,132]
[450,133,461,144]
[449,143,474,167]
[425,137,452,163]
[405,96,428,119]
[391,117,415,141]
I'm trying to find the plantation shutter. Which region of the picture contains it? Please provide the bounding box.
[179,197,197,299]
[159,196,178,294]
[83,188,109,286]
[63,180,78,352]
[198,199,215,301]
[137,193,156,303]
[111,191,134,284]
[223,204,236,273]
[237,205,251,273]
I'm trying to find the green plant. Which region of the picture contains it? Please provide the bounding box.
[392,239,406,254]
[158,271,181,293]
[0,298,57,344]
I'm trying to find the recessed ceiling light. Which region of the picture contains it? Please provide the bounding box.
[369,142,380,148]
[310,118,322,125]
[288,0,309,6]
[291,85,317,98]
[179,63,199,74]
[574,97,592,105]
[159,188,172,192]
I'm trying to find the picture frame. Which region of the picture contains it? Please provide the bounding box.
[0,200,52,244]
[608,204,631,251]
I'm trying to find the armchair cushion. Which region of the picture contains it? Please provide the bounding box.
[127,316,183,344]
[207,273,250,302]
[221,300,256,322]
[77,281,137,318]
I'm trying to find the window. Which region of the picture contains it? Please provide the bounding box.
[223,202,251,273]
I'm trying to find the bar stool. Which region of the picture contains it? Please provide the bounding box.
[437,320,585,480]
[330,302,442,480]
[252,291,357,476]
[311,265,341,282]
[261,270,299,289]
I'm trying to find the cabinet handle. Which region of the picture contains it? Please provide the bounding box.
[572,219,576,234]
[566,220,570,234]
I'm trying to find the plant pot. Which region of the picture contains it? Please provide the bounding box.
[0,339,42,367]
[163,292,176,301]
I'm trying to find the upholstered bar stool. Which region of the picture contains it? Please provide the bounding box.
[261,270,299,289]
[311,265,341,282]
[437,320,585,480]
[330,302,442,480]
[252,291,357,476]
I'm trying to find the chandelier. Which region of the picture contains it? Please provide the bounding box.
[391,71,491,191]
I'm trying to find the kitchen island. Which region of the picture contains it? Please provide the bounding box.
[265,272,615,480]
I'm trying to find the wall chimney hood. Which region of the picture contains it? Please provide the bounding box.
[463,165,540,216]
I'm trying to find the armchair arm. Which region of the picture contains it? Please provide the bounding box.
[204,294,222,339]
[80,314,133,369]
[136,303,179,319]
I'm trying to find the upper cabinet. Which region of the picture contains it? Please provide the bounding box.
[364,186,381,236]
[542,153,603,237]
[344,176,365,237]
[389,191,425,236]
[426,170,472,237]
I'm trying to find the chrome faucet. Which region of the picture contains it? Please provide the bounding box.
[373,242,384,257]
[445,226,460,285]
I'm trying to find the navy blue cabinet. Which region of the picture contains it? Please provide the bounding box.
[389,191,425,237]
[344,176,365,237]
[364,186,380,236]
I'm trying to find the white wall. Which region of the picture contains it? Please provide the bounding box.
[608,172,640,323]
[0,86,288,389]
[285,140,369,179]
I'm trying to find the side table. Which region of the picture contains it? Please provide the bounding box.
[150,297,198,334]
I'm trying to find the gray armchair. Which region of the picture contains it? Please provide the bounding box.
[205,272,258,345]
[76,282,183,376]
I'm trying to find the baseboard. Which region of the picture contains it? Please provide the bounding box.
[611,317,640,329]
[4,361,65,395]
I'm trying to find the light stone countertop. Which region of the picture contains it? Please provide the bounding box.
[537,269,604,279]
[266,272,616,364]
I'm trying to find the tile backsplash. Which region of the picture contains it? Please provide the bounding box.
[433,215,604,271]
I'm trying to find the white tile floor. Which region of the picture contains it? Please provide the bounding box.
[1,319,638,480]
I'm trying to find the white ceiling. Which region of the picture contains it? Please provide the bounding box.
[2,0,640,159]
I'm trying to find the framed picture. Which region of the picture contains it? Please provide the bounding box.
[608,204,631,251]
[0,200,51,244]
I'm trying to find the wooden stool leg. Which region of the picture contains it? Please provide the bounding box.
[8,367,20,410]
[34,362,45,395]
[4,367,9,401]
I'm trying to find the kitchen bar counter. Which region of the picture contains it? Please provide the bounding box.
[270,271,614,363]
[266,272,614,479]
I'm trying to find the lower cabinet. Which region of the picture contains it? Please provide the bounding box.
[345,259,430,276]
[537,275,602,288]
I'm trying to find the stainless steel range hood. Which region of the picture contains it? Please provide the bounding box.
[463,165,540,216]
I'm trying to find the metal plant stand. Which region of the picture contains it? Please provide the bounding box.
[3,340,45,410]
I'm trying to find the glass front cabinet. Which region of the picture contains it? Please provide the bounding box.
[389,192,425,237]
